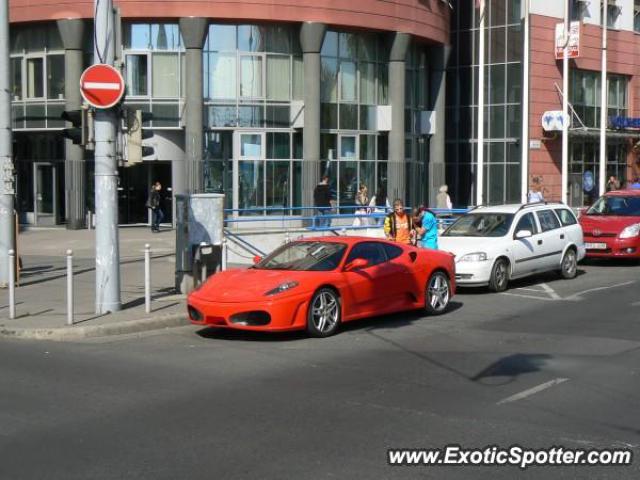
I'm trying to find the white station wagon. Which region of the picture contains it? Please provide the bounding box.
[439,203,586,292]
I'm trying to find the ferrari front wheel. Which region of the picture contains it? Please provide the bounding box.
[307,288,341,337]
[425,271,450,315]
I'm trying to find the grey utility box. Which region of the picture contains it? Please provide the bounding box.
[175,193,225,293]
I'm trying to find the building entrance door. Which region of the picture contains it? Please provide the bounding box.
[117,162,173,225]
[33,162,58,226]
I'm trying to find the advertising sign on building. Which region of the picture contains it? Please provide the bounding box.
[555,21,580,60]
[541,111,570,132]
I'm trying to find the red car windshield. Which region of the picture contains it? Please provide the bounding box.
[255,241,347,271]
[587,196,640,216]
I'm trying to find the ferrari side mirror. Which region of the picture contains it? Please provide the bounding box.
[344,258,369,272]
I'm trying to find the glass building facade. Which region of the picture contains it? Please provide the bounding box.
[447,0,523,206]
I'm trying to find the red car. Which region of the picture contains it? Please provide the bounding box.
[188,237,456,337]
[579,189,640,258]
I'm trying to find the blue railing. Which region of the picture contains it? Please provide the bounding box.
[222,205,469,232]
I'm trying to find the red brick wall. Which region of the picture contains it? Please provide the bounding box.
[9,0,451,45]
[529,14,640,198]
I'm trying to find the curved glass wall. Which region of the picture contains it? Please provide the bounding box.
[203,24,303,213]
[320,30,389,211]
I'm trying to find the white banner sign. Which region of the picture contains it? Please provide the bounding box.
[555,21,580,60]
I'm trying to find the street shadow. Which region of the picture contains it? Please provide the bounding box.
[470,353,552,386]
[341,301,464,334]
[196,327,308,342]
[581,258,640,268]
[457,269,587,294]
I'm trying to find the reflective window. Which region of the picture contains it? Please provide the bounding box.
[536,210,561,232]
[514,213,538,235]
[11,58,22,100]
[152,53,179,97]
[554,208,577,226]
[26,58,44,98]
[126,54,148,96]
[345,242,387,267]
[267,55,290,100]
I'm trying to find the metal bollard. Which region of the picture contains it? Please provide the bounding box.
[144,244,151,314]
[199,242,208,283]
[284,231,290,244]
[66,250,74,325]
[87,211,92,230]
[8,249,15,320]
[222,238,228,271]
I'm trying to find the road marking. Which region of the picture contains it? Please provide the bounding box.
[500,292,558,302]
[632,301,640,307]
[515,287,545,292]
[565,281,636,302]
[497,378,569,405]
[540,283,562,300]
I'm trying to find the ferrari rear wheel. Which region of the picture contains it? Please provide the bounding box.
[425,271,450,315]
[307,288,341,338]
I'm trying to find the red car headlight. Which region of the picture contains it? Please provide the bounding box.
[265,281,299,296]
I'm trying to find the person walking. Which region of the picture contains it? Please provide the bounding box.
[313,175,332,228]
[147,181,164,232]
[353,183,370,227]
[419,207,439,250]
[369,186,390,226]
[436,185,453,210]
[384,199,415,245]
[527,177,545,203]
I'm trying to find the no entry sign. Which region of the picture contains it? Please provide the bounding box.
[80,64,125,109]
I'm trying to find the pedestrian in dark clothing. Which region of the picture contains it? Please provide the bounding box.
[314,175,332,227]
[147,181,164,232]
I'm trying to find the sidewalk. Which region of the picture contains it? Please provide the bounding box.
[0,226,190,341]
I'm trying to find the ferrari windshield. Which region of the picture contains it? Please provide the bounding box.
[443,213,514,237]
[255,241,347,271]
[586,196,640,216]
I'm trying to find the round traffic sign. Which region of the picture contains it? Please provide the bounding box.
[79,64,125,109]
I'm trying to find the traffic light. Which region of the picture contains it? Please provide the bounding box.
[61,106,93,148]
[126,109,154,165]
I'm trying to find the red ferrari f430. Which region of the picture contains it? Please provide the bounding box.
[188,237,456,337]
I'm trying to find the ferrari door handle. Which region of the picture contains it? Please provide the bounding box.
[560,234,565,239]
[537,240,543,245]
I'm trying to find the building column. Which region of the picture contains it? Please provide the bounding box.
[428,45,449,208]
[388,32,411,202]
[179,17,208,194]
[57,19,86,229]
[300,22,326,210]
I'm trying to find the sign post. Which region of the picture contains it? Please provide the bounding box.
[93,0,122,314]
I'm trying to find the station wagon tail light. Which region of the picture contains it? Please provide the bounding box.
[619,223,640,239]
[265,281,299,296]
[458,252,488,262]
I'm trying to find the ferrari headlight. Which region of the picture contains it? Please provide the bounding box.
[620,223,640,239]
[265,281,299,296]
[458,252,488,262]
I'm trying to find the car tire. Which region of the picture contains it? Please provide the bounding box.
[488,258,509,292]
[559,248,578,279]
[425,271,451,315]
[307,288,341,338]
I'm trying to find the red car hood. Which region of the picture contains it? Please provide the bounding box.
[579,214,640,234]
[189,268,318,303]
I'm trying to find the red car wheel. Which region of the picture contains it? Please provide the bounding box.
[425,271,450,315]
[307,288,341,337]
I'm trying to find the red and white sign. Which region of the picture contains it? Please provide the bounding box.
[555,22,581,60]
[79,64,125,109]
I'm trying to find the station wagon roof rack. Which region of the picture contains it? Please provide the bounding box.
[516,201,565,213]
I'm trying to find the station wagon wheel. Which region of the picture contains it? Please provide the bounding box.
[307,288,341,338]
[425,271,450,315]
[489,258,509,292]
[560,248,578,279]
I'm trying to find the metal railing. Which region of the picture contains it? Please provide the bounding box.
[222,205,469,232]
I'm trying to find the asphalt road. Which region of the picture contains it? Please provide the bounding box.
[1,259,639,479]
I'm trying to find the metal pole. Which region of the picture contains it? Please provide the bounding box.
[561,0,570,204]
[144,243,151,314]
[94,0,121,313]
[0,0,16,287]
[221,239,228,271]
[521,0,531,204]
[66,249,74,325]
[200,242,207,283]
[599,0,608,197]
[8,249,15,319]
[476,0,486,206]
